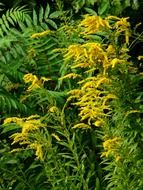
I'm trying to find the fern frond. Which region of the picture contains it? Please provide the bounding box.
[0,6,29,36]
[0,86,29,114]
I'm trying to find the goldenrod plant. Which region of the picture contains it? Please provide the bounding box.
[0,2,143,190]
[61,15,143,189]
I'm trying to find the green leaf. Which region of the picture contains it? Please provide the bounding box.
[2,124,20,134]
[46,19,57,29]
[49,11,63,19]
[39,6,44,23]
[84,8,97,15]
[44,3,50,19]
[98,0,110,16]
[33,9,37,26]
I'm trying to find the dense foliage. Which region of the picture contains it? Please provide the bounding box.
[0,1,143,190]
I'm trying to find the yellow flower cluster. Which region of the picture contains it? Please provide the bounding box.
[64,43,129,75]
[114,17,130,44]
[51,133,61,141]
[71,77,117,126]
[80,15,111,34]
[4,115,46,160]
[80,15,131,44]
[59,73,81,80]
[62,15,132,130]
[23,73,51,91]
[31,30,50,38]
[101,137,121,161]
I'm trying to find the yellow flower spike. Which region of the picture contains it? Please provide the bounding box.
[71,62,89,69]
[40,77,51,84]
[68,89,83,96]
[115,155,121,162]
[23,73,37,83]
[80,15,111,35]
[10,133,28,145]
[115,17,130,29]
[29,143,43,160]
[138,56,143,60]
[31,30,50,39]
[106,44,116,54]
[73,123,91,129]
[94,120,104,127]
[51,133,61,141]
[96,77,110,88]
[102,94,118,105]
[125,30,130,44]
[107,16,120,20]
[49,106,59,113]
[4,117,23,125]
[59,73,81,80]
[27,82,41,92]
[81,81,96,89]
[110,58,123,68]
[64,44,84,61]
[27,115,40,120]
[23,73,50,91]
[125,110,140,118]
[22,119,46,134]
[113,17,130,44]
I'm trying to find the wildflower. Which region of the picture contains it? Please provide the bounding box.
[4,117,23,125]
[115,155,121,162]
[102,94,118,105]
[96,76,111,88]
[64,44,84,61]
[10,133,28,145]
[23,73,38,83]
[101,137,121,159]
[73,123,91,129]
[49,106,59,113]
[67,89,83,102]
[68,89,83,97]
[31,30,50,38]
[71,62,89,69]
[51,133,61,141]
[5,115,46,135]
[94,120,104,127]
[27,115,40,120]
[80,15,111,35]
[106,44,116,55]
[115,17,130,44]
[40,77,51,84]
[22,120,45,134]
[29,143,43,160]
[110,58,123,68]
[23,73,50,91]
[59,73,81,80]
[138,56,143,60]
[125,110,140,118]
[107,16,121,20]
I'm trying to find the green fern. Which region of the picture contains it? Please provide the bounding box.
[0,86,29,114]
[0,6,29,36]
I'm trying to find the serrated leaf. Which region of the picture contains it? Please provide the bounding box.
[44,3,50,19]
[49,11,63,19]
[46,19,57,29]
[33,9,37,26]
[2,14,10,29]
[6,159,18,164]
[98,0,110,16]
[2,124,20,134]
[84,8,97,15]
[39,6,44,23]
